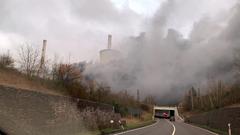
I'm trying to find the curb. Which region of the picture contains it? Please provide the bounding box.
[101,120,157,135]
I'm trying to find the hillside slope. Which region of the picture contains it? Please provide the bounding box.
[0,68,63,95]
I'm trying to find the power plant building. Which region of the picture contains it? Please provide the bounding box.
[100,35,121,63]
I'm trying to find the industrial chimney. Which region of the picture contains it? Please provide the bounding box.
[100,34,121,63]
[108,34,112,49]
[38,40,47,76]
[40,40,47,66]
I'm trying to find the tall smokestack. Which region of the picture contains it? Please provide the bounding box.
[108,34,112,49]
[38,40,47,76]
[41,40,47,65]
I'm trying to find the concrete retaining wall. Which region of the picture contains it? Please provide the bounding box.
[186,108,240,135]
[0,85,113,135]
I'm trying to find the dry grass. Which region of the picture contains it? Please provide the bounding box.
[225,103,240,108]
[0,68,62,95]
[122,112,153,127]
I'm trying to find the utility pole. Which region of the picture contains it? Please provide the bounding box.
[191,87,194,110]
[198,88,203,109]
[137,89,140,103]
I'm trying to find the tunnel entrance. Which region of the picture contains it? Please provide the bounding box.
[155,109,171,118]
[154,108,175,121]
[0,130,7,135]
[170,110,175,117]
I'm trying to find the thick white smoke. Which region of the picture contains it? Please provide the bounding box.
[0,0,239,104]
[85,1,240,104]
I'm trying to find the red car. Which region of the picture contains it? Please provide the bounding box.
[162,112,170,118]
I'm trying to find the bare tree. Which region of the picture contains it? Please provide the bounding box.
[143,95,156,105]
[234,49,240,82]
[53,63,82,85]
[0,51,14,68]
[18,44,40,77]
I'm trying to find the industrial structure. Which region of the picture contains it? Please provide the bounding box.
[100,35,121,64]
[153,106,178,121]
[38,40,47,77]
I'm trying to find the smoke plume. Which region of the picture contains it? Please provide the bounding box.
[85,1,240,104]
[0,0,239,104]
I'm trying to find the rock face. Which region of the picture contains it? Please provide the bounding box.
[186,108,240,134]
[0,85,113,135]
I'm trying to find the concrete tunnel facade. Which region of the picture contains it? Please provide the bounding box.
[153,106,178,120]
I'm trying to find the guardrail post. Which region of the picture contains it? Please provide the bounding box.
[228,123,231,135]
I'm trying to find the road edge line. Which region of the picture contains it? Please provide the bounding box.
[177,115,184,121]
[183,123,219,135]
[165,119,176,135]
[113,120,158,135]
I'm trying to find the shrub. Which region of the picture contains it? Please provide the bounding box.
[80,107,121,130]
[0,53,14,68]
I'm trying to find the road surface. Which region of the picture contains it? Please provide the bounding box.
[113,118,218,135]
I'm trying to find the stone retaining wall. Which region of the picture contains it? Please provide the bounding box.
[0,85,113,135]
[186,108,240,135]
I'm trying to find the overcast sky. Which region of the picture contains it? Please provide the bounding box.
[0,0,238,62]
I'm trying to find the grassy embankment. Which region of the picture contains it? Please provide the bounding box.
[0,67,67,95]
[0,67,155,135]
[101,112,155,135]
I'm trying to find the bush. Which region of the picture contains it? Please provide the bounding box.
[112,103,129,117]
[80,107,121,130]
[0,53,14,68]
[140,103,152,112]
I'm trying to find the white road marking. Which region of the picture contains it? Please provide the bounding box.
[113,120,159,135]
[183,123,219,135]
[177,115,184,121]
[165,119,176,135]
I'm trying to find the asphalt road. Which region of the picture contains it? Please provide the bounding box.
[113,118,218,135]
